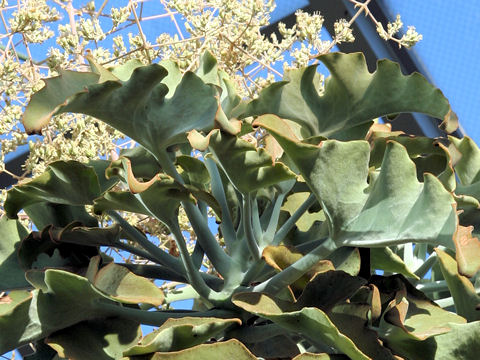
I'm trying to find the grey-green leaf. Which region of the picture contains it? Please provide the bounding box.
[243,52,457,139]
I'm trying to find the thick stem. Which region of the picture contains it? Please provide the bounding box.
[155,150,231,277]
[414,252,438,279]
[99,302,238,326]
[169,221,218,301]
[107,211,183,273]
[243,193,261,261]
[416,280,450,293]
[251,238,338,295]
[122,264,223,291]
[113,241,163,264]
[263,193,286,246]
[273,194,317,246]
[251,197,263,244]
[163,285,200,304]
[204,157,237,250]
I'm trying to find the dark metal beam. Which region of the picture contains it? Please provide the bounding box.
[0,151,28,189]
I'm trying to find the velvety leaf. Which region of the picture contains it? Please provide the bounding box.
[382,321,480,360]
[196,51,242,119]
[119,146,163,179]
[262,245,334,291]
[435,248,480,321]
[246,335,299,359]
[49,223,123,248]
[104,157,191,225]
[0,217,30,290]
[282,192,325,231]
[87,54,121,82]
[293,354,350,360]
[176,155,210,191]
[188,129,295,194]
[449,136,480,237]
[4,161,108,218]
[370,135,454,191]
[256,115,457,250]
[450,136,480,185]
[372,274,466,341]
[243,52,457,139]
[24,202,98,229]
[370,247,419,280]
[22,70,100,133]
[452,225,480,277]
[142,339,256,360]
[123,317,241,355]
[329,303,396,360]
[93,263,165,306]
[46,318,141,360]
[0,270,117,353]
[23,62,220,157]
[232,292,370,360]
[93,191,149,215]
[18,224,98,271]
[329,247,361,276]
[297,271,366,312]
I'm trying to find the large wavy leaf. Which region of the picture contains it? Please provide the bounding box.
[91,262,165,306]
[46,318,141,360]
[0,217,29,291]
[255,115,457,249]
[435,248,480,321]
[0,270,117,353]
[188,129,295,194]
[385,321,480,360]
[123,317,241,355]
[232,292,370,360]
[4,160,115,219]
[23,56,233,157]
[144,339,257,359]
[243,52,457,139]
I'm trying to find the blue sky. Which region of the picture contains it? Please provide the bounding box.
[383,1,480,141]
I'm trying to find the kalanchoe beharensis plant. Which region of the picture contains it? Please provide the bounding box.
[1,51,480,359]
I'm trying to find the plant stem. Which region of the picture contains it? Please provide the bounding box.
[273,194,317,246]
[414,251,438,279]
[169,220,218,300]
[435,297,455,308]
[113,240,163,264]
[122,264,224,291]
[163,285,200,304]
[204,157,237,250]
[99,302,238,326]
[416,280,450,293]
[251,238,338,295]
[243,193,261,261]
[155,150,231,277]
[251,197,263,243]
[263,193,286,246]
[107,211,183,273]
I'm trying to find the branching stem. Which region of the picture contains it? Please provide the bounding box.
[169,220,218,300]
[273,194,317,246]
[155,150,231,278]
[243,193,261,261]
[107,210,183,272]
[251,238,338,295]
